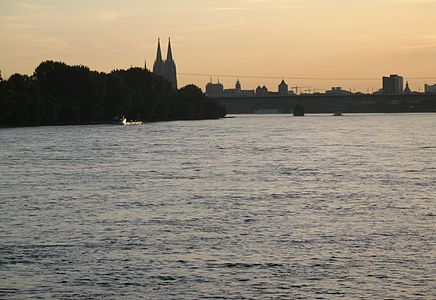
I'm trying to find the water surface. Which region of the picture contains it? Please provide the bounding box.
[1,114,435,299]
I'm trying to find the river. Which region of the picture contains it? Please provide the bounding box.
[1,114,435,299]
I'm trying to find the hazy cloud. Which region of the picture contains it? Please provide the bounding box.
[96,11,121,22]
[188,20,247,32]
[210,0,308,10]
[395,0,436,4]
[14,1,56,17]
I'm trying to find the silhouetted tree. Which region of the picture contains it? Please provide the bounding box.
[0,75,17,124]
[175,85,226,120]
[0,61,226,127]
[104,73,132,119]
[2,74,34,125]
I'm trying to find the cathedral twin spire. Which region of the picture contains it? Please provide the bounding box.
[167,38,174,62]
[153,38,177,89]
[155,38,162,62]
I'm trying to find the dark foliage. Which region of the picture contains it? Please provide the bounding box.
[0,61,226,127]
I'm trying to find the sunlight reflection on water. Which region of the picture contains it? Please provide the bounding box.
[0,114,435,299]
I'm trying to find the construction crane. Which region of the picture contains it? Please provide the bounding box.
[290,86,314,95]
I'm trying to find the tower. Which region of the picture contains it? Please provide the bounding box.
[164,38,178,89]
[278,79,288,95]
[153,38,178,89]
[404,81,411,94]
[153,38,164,76]
[235,79,241,94]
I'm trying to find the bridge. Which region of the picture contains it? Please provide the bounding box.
[212,94,436,114]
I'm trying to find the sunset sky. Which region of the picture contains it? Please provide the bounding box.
[1,0,436,92]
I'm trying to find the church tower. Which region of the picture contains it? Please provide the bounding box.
[404,81,411,94]
[153,38,164,76]
[235,79,241,93]
[153,38,178,89]
[278,79,289,95]
[164,38,178,89]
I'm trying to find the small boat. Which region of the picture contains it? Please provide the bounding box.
[111,115,144,125]
[333,112,343,116]
[126,121,144,125]
[111,115,127,125]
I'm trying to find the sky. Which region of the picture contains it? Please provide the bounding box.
[1,0,436,92]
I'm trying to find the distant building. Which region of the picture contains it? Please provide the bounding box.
[425,83,436,94]
[208,80,254,97]
[206,81,224,97]
[223,79,242,95]
[207,80,300,97]
[256,85,269,96]
[240,89,256,96]
[153,38,177,89]
[325,87,354,96]
[382,74,403,95]
[278,80,289,95]
[235,79,241,95]
[373,88,383,95]
[403,81,411,94]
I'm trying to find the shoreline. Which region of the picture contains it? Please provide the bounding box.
[1,112,434,129]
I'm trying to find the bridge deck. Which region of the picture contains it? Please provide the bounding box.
[213,94,436,114]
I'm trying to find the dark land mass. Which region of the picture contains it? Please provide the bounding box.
[0,61,226,127]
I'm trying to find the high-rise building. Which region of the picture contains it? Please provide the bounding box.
[153,38,177,89]
[382,74,403,95]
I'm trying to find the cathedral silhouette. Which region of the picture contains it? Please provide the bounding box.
[153,38,177,89]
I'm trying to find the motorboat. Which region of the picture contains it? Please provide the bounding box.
[111,115,144,125]
[111,115,127,125]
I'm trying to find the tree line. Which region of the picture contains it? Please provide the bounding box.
[0,61,226,127]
